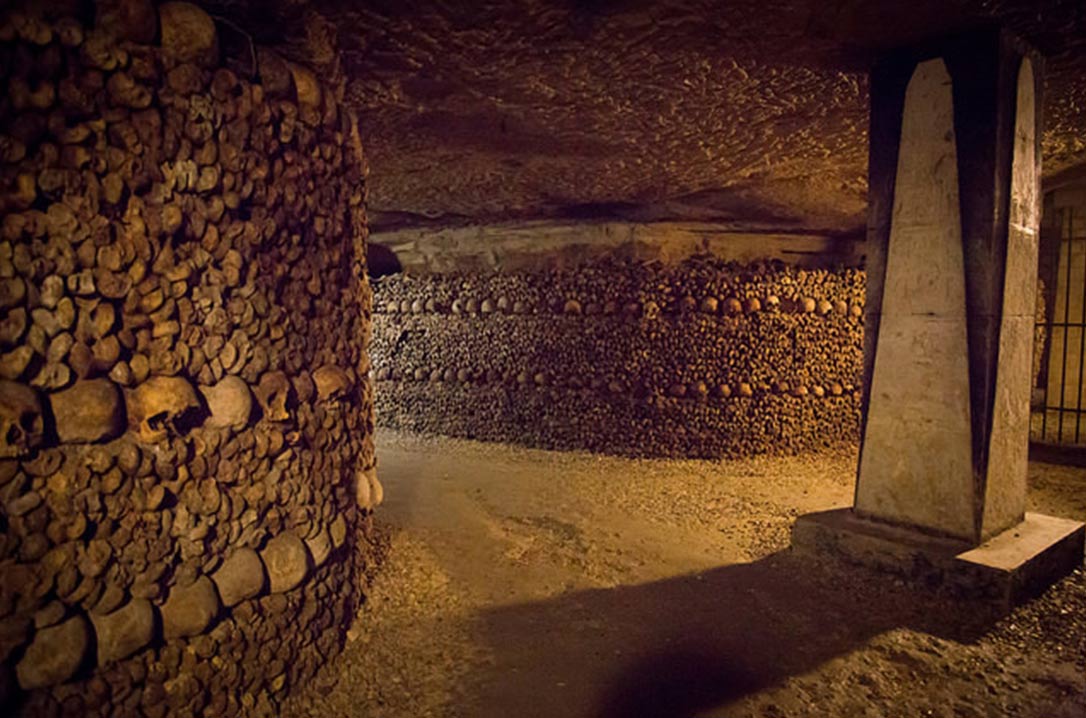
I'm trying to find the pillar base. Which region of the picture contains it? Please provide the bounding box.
[792,509,1084,609]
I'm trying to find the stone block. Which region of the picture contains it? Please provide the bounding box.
[792,509,1085,609]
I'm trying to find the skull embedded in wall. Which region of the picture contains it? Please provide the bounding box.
[0,381,45,458]
[312,365,352,402]
[255,371,294,422]
[126,376,205,444]
[200,375,253,430]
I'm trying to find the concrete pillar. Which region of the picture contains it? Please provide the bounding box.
[793,28,1084,607]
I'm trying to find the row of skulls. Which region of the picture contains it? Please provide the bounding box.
[0,364,355,457]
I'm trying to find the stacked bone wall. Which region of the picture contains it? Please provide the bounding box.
[372,258,865,458]
[0,3,375,716]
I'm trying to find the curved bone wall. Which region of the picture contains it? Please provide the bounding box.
[0,4,375,716]
[372,259,866,458]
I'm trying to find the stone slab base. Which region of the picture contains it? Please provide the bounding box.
[792,509,1085,609]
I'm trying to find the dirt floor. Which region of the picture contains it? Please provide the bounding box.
[290,430,1086,718]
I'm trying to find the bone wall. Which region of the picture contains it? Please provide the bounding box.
[372,258,866,458]
[0,3,374,716]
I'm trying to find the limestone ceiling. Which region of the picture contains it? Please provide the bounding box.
[222,0,1085,232]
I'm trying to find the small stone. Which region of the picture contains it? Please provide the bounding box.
[259,532,309,594]
[91,599,154,664]
[210,548,265,607]
[161,576,219,639]
[16,615,91,690]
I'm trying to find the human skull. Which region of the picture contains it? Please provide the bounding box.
[254,371,293,422]
[0,381,44,458]
[312,365,352,402]
[200,375,253,430]
[126,376,204,444]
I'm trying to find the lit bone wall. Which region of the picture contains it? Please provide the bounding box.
[0,3,375,716]
[372,258,866,457]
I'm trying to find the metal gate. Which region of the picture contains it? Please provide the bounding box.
[1033,198,1086,447]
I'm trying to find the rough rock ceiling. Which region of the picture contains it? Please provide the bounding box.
[224,0,1085,233]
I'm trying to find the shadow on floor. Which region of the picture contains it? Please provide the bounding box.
[468,550,1002,718]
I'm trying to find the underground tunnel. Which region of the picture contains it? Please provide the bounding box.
[0,0,1084,716]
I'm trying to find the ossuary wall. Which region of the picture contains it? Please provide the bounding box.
[0,3,376,716]
[372,258,866,458]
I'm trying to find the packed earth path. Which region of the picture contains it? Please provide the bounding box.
[288,430,1086,718]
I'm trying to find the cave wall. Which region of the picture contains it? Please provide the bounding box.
[0,3,376,716]
[372,257,866,458]
[370,221,864,275]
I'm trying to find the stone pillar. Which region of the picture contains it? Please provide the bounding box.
[793,28,1084,607]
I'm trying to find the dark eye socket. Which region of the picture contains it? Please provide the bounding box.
[6,424,23,444]
[19,411,39,432]
[147,411,170,429]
